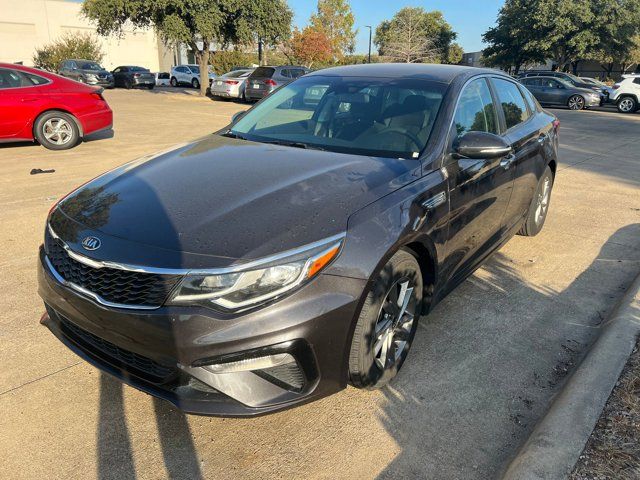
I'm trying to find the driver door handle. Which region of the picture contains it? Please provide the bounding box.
[500,153,516,170]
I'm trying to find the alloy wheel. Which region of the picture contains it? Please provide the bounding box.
[535,176,551,225]
[42,118,73,146]
[568,95,584,110]
[618,98,635,113]
[372,278,416,371]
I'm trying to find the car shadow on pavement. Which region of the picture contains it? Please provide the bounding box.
[97,373,202,480]
[374,224,640,480]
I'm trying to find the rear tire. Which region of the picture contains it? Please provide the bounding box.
[518,166,554,236]
[147,84,154,90]
[124,78,132,90]
[170,77,178,87]
[34,111,80,151]
[192,78,200,89]
[617,96,637,113]
[348,249,423,389]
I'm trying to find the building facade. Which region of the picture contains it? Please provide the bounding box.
[0,0,174,71]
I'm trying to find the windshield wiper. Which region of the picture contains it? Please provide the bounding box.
[221,131,247,140]
[262,139,326,151]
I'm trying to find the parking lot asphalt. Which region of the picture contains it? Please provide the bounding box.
[1,89,639,480]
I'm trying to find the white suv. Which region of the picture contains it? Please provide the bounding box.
[610,74,640,113]
[170,64,216,89]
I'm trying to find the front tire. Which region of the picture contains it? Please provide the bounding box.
[34,111,80,150]
[617,96,637,113]
[518,166,554,236]
[567,95,585,110]
[348,249,423,389]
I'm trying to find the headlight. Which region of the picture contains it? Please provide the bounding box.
[167,234,344,311]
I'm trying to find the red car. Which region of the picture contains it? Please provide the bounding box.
[0,63,113,150]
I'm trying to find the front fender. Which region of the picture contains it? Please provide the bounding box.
[325,168,450,292]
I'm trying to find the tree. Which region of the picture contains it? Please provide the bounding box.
[529,0,599,71]
[33,32,104,72]
[283,26,332,68]
[588,0,640,77]
[374,8,458,64]
[82,0,292,95]
[482,0,546,73]
[446,43,464,64]
[231,0,293,65]
[309,0,357,60]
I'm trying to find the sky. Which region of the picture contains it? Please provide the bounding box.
[289,0,505,55]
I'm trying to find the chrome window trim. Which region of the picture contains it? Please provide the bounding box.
[44,255,159,310]
[47,223,346,276]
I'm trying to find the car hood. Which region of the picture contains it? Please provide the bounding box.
[54,135,419,266]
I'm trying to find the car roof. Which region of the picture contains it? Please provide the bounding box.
[305,63,507,84]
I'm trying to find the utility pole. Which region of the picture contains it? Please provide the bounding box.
[366,26,372,63]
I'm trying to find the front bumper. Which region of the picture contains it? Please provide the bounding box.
[586,95,602,107]
[37,246,366,416]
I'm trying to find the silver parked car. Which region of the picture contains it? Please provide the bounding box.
[244,65,309,101]
[520,76,601,110]
[210,69,254,101]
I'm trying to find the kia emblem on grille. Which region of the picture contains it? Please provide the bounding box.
[81,236,101,251]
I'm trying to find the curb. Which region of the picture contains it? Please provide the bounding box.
[502,270,640,480]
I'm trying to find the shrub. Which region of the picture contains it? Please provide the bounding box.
[33,32,104,72]
[210,51,258,74]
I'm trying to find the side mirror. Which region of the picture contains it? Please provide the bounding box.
[231,111,246,124]
[453,131,511,159]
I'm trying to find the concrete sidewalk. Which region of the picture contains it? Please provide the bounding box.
[1,93,639,479]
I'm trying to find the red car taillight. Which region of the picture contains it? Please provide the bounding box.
[90,92,105,101]
[224,80,239,85]
[264,79,277,87]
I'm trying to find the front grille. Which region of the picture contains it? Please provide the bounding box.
[58,314,175,383]
[45,229,181,308]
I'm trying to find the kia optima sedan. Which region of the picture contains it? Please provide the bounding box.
[38,64,558,416]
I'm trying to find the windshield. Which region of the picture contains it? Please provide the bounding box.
[229,76,446,158]
[130,66,149,72]
[223,70,251,78]
[80,62,103,71]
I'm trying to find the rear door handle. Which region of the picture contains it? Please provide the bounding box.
[500,154,516,170]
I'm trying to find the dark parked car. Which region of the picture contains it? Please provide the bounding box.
[38,64,559,416]
[58,59,114,88]
[244,65,310,101]
[518,70,605,102]
[519,76,601,110]
[112,66,155,89]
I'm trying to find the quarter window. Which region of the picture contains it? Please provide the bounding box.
[453,78,498,138]
[492,78,531,130]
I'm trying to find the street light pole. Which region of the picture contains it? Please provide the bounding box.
[366,25,372,63]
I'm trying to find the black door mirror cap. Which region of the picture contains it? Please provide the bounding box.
[454,131,512,159]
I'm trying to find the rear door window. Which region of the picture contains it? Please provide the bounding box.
[453,78,499,138]
[0,69,31,89]
[492,78,531,130]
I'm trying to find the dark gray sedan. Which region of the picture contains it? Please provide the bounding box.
[520,76,601,110]
[244,65,309,101]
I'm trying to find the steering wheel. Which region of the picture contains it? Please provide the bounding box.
[375,127,422,152]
